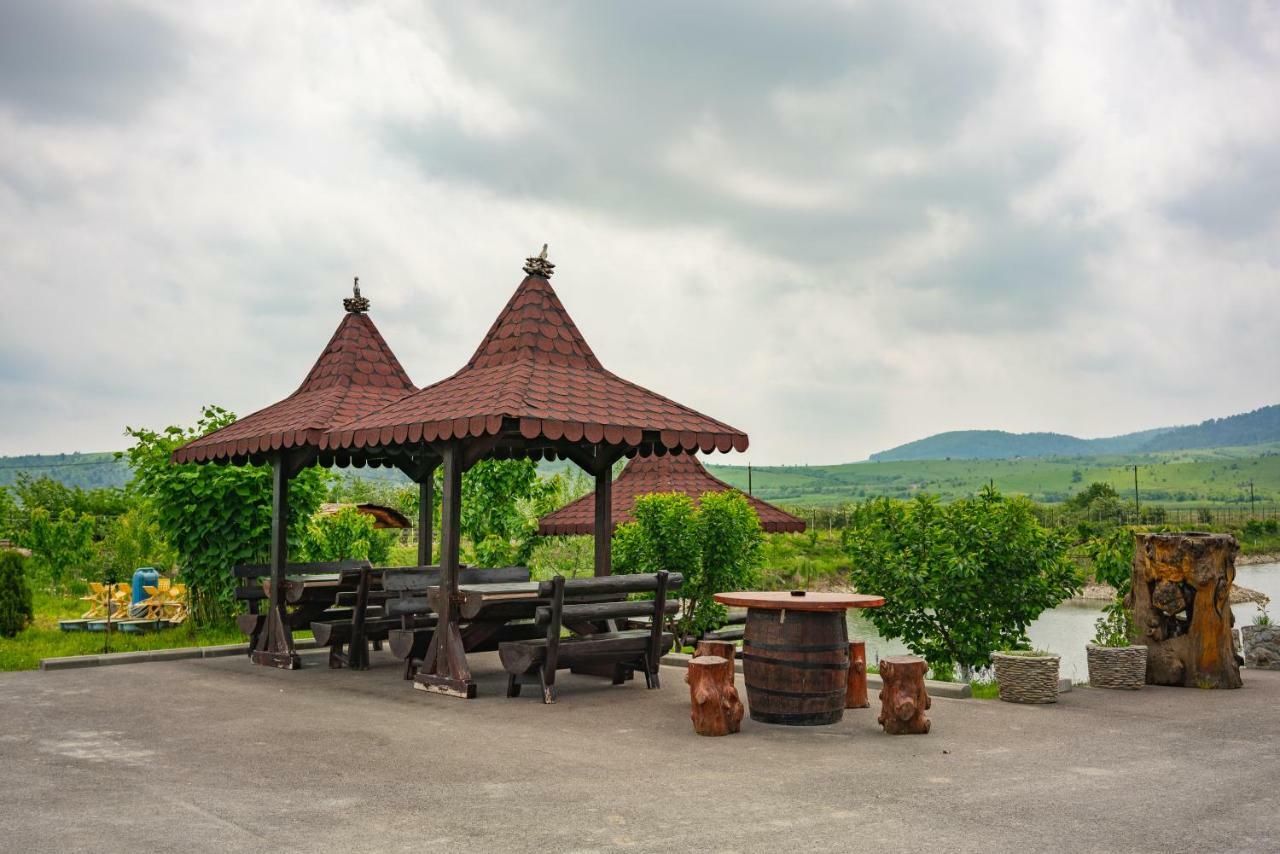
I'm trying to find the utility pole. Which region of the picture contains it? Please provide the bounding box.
[1249,480,1256,518]
[1130,465,1140,520]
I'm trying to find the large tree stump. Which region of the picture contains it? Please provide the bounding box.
[686,655,744,737]
[1132,533,1242,689]
[877,656,931,735]
[846,641,869,709]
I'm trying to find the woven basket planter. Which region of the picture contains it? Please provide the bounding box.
[990,651,1060,704]
[1086,644,1147,690]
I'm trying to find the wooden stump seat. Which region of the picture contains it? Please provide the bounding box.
[686,655,744,736]
[877,655,931,735]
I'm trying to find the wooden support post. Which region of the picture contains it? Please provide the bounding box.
[594,460,612,577]
[846,640,869,709]
[877,656,931,735]
[414,442,475,699]
[686,655,743,736]
[252,454,301,669]
[347,566,371,670]
[417,470,435,566]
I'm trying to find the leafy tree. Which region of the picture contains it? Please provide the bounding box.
[1084,526,1137,647]
[0,487,17,540]
[22,508,96,591]
[123,406,330,625]
[0,550,34,637]
[99,505,177,580]
[301,506,394,565]
[446,459,558,565]
[1065,481,1121,514]
[613,490,763,642]
[843,487,1080,677]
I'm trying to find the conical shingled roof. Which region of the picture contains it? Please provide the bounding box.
[537,453,805,535]
[172,298,415,464]
[323,259,748,455]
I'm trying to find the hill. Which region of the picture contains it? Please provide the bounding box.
[0,452,131,490]
[870,404,1279,461]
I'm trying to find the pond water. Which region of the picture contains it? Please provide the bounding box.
[846,561,1280,682]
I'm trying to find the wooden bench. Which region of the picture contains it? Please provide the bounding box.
[382,565,536,679]
[233,560,370,658]
[499,572,680,704]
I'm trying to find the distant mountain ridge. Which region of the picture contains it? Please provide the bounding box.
[870,404,1280,461]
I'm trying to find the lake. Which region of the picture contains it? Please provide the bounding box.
[846,561,1280,682]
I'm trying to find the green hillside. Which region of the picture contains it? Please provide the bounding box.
[709,443,1280,507]
[870,403,1278,461]
[0,452,130,490]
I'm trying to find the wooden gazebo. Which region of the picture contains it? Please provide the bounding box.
[317,247,749,697]
[537,453,805,535]
[171,282,418,668]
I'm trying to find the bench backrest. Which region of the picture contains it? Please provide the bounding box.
[536,572,678,677]
[382,565,529,594]
[233,560,371,580]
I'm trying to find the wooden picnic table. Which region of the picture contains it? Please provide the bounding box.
[713,591,885,726]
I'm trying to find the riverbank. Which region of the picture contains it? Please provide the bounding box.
[1073,580,1270,605]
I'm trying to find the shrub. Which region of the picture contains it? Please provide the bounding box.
[0,550,34,637]
[301,506,395,565]
[843,487,1080,677]
[22,507,96,591]
[613,490,762,641]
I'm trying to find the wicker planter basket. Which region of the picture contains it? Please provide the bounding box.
[990,651,1060,704]
[1086,644,1147,690]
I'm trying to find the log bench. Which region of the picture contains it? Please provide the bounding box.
[233,560,370,660]
[499,572,681,704]
[381,565,535,679]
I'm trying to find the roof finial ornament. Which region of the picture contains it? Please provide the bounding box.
[522,243,555,278]
[344,275,370,313]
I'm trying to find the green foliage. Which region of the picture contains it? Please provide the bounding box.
[123,406,329,625]
[443,459,561,565]
[98,505,176,580]
[22,508,96,590]
[527,535,594,581]
[473,534,517,568]
[0,550,34,638]
[842,487,1080,676]
[1083,527,1136,593]
[1092,602,1136,647]
[0,486,17,539]
[1256,605,1272,628]
[1064,481,1121,513]
[613,491,762,641]
[301,507,394,565]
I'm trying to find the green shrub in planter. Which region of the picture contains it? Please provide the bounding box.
[0,550,34,638]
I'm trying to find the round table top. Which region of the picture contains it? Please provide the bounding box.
[713,591,885,611]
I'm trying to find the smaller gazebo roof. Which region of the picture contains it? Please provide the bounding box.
[172,282,415,464]
[537,453,805,535]
[317,502,412,529]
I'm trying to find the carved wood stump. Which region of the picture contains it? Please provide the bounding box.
[877,655,931,735]
[686,655,744,737]
[1132,532,1243,689]
[846,641,869,709]
[695,639,738,665]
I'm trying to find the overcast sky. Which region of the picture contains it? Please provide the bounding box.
[1,1,1278,464]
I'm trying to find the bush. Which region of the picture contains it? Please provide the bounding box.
[613,490,762,641]
[843,487,1080,677]
[0,550,34,637]
[301,507,395,565]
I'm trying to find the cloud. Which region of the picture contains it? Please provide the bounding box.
[0,0,1277,465]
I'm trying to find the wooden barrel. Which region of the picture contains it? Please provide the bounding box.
[742,608,850,725]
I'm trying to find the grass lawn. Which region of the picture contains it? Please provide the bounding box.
[0,591,277,672]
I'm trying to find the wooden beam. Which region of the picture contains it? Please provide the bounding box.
[417,465,436,566]
[252,453,301,669]
[594,462,612,577]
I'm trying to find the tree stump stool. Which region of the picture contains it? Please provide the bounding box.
[695,639,738,664]
[846,641,869,709]
[686,655,744,737]
[1132,533,1243,689]
[877,656,931,735]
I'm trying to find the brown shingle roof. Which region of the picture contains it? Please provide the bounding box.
[538,453,804,535]
[323,267,748,454]
[172,307,415,464]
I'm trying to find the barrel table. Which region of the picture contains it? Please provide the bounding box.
[712,591,885,726]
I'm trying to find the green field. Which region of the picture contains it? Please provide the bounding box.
[708,443,1280,508]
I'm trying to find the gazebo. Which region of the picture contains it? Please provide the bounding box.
[537,453,805,535]
[318,247,749,697]
[171,282,418,667]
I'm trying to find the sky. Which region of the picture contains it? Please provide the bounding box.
[1,1,1278,465]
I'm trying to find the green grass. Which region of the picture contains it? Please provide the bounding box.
[0,591,260,672]
[708,443,1280,507]
[757,530,850,589]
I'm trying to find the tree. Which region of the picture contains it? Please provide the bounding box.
[1065,481,1121,514]
[843,487,1080,677]
[0,550,34,637]
[0,487,17,540]
[123,406,330,625]
[99,505,177,580]
[23,507,96,591]
[301,507,394,565]
[613,490,763,643]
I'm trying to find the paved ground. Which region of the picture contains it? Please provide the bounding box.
[2,650,1277,854]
